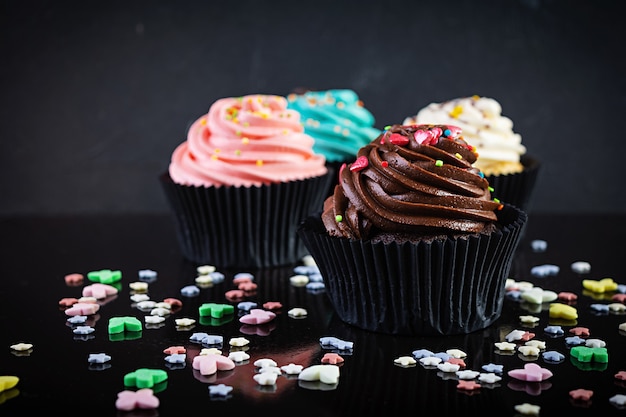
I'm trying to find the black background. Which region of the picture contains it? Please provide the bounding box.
[1,0,624,216]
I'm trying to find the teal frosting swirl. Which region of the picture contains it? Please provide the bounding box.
[287,89,381,163]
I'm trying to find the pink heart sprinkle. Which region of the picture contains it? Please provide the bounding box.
[349,156,368,172]
[239,308,276,325]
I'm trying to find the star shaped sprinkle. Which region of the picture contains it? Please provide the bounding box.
[542,350,565,362]
[289,274,309,286]
[281,363,304,375]
[129,281,149,291]
[197,264,216,275]
[616,371,626,381]
[481,363,503,374]
[180,285,200,297]
[569,326,590,336]
[569,388,593,401]
[525,340,546,349]
[287,307,308,318]
[609,394,626,406]
[228,337,250,347]
[478,372,502,384]
[115,388,159,411]
[585,338,606,348]
[530,264,559,277]
[145,316,165,325]
[237,301,257,311]
[456,380,481,391]
[412,349,434,359]
[505,329,526,342]
[65,302,100,316]
[494,341,516,351]
[514,403,541,415]
[518,346,540,356]
[519,315,540,324]
[88,353,111,364]
[228,351,250,363]
[200,348,222,356]
[565,335,586,346]
[437,362,460,373]
[174,318,196,327]
[254,358,278,368]
[456,370,480,380]
[419,356,442,366]
[322,353,344,365]
[10,342,33,351]
[445,348,466,358]
[558,291,578,301]
[208,383,233,397]
[394,356,417,367]
[262,301,283,310]
[319,336,353,351]
[253,372,278,385]
[164,354,186,364]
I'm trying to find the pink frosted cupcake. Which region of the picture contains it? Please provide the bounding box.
[161,94,332,268]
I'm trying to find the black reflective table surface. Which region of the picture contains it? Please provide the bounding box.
[1,213,626,416]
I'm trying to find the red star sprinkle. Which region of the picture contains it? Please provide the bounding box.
[520,331,536,342]
[558,291,578,301]
[569,327,590,337]
[262,301,283,310]
[612,293,626,303]
[615,371,626,381]
[569,388,594,401]
[457,380,481,391]
[447,357,466,368]
[163,346,186,354]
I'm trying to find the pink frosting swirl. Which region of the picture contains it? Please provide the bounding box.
[169,94,328,187]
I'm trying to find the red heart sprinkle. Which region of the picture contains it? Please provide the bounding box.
[389,133,409,146]
[350,156,369,172]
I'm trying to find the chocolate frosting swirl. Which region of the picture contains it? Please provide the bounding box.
[321,124,501,242]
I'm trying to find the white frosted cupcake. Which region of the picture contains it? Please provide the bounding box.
[404,95,540,211]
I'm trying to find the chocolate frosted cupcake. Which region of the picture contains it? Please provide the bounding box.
[404,95,540,211]
[161,94,332,268]
[298,124,527,336]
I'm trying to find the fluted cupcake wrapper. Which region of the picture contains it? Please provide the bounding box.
[486,154,541,212]
[298,204,528,336]
[160,172,332,268]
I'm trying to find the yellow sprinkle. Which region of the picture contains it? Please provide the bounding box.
[214,149,221,154]
[342,128,350,136]
[282,129,289,135]
[235,130,242,136]
[211,155,218,160]
[449,105,463,118]
[200,118,207,125]
[455,153,462,159]
[256,160,263,166]
[235,150,241,156]
[242,137,249,145]
[472,95,480,100]
[243,122,249,127]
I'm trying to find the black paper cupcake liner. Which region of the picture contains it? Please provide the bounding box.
[297,204,528,336]
[160,172,332,268]
[486,154,541,212]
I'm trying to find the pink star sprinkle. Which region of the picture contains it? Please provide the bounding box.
[446,357,466,368]
[569,388,594,401]
[64,273,84,286]
[263,301,283,310]
[239,309,276,325]
[558,291,578,301]
[163,346,186,354]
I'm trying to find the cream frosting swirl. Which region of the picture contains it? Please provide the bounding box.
[322,124,501,242]
[404,96,526,175]
[169,94,327,187]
